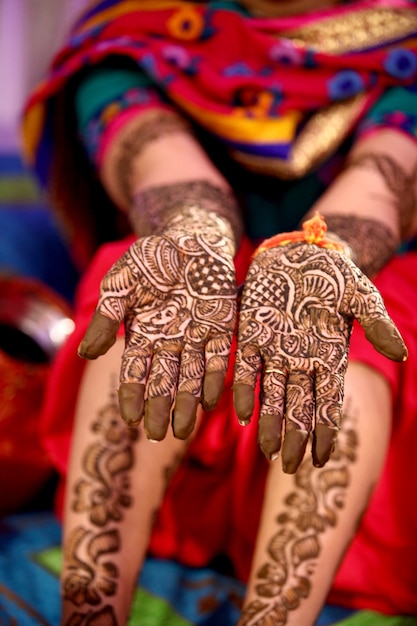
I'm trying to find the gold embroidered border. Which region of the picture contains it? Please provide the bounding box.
[231,94,368,179]
[284,8,417,54]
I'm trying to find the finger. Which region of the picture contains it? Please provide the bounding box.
[257,366,287,460]
[172,392,200,439]
[281,430,309,475]
[312,368,344,467]
[233,343,262,424]
[120,332,153,381]
[145,344,180,441]
[202,333,233,410]
[144,396,172,441]
[203,371,226,411]
[364,318,408,362]
[282,370,314,473]
[78,311,120,359]
[258,414,284,461]
[174,346,204,439]
[118,382,146,428]
[234,383,256,426]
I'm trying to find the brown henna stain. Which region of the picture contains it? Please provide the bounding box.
[346,152,417,238]
[325,215,398,278]
[116,111,192,204]
[237,400,359,625]
[130,179,243,243]
[64,604,118,625]
[118,382,146,427]
[63,391,137,617]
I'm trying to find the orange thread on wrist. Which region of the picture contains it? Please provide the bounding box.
[253,212,348,257]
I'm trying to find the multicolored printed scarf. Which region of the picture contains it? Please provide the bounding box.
[21,1,417,265]
[23,1,417,176]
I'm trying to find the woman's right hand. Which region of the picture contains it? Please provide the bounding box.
[78,207,237,441]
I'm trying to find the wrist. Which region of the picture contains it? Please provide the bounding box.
[322,214,399,277]
[129,180,243,249]
[254,213,351,259]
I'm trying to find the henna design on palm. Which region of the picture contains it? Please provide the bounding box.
[238,401,359,626]
[234,242,407,472]
[79,207,237,440]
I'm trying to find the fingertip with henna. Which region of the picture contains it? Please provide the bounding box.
[144,396,171,440]
[258,413,282,461]
[118,382,145,427]
[78,312,120,359]
[202,370,226,411]
[233,382,254,425]
[282,429,309,474]
[173,392,199,439]
[365,319,408,362]
[312,423,338,468]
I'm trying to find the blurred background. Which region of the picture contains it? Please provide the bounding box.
[0,0,88,514]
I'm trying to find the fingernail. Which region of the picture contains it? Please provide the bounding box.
[239,419,250,426]
[270,452,279,461]
[125,420,140,429]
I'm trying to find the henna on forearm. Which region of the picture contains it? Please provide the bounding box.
[324,215,398,277]
[129,180,243,246]
[345,152,417,238]
[238,400,360,626]
[321,153,417,277]
[116,110,192,203]
[115,111,244,244]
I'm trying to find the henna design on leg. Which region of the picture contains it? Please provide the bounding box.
[71,393,139,526]
[62,390,137,625]
[64,605,117,626]
[63,527,120,607]
[238,401,359,626]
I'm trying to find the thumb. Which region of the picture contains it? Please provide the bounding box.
[363,317,408,362]
[78,311,120,359]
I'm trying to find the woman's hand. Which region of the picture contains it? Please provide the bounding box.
[233,241,407,473]
[78,207,237,441]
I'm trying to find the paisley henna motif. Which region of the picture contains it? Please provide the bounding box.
[71,394,138,526]
[64,605,117,626]
[234,241,407,470]
[63,527,120,606]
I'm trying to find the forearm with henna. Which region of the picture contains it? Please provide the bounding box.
[324,153,417,277]
[108,109,244,245]
[129,180,243,248]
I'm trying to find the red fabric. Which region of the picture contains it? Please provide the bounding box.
[329,252,417,614]
[41,244,417,612]
[0,352,52,513]
[0,277,72,513]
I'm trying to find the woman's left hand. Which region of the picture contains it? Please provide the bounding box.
[233,241,407,473]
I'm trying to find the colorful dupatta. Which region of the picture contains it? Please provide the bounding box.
[22,1,417,265]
